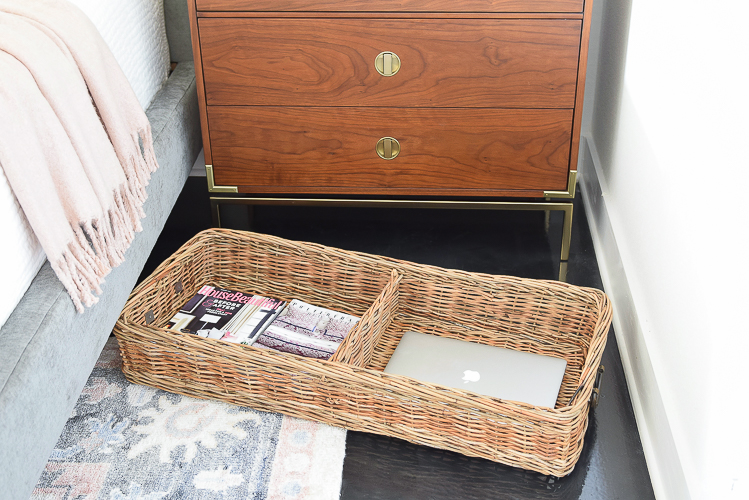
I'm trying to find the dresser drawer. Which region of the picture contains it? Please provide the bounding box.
[207,106,573,195]
[196,1,584,13]
[200,18,581,108]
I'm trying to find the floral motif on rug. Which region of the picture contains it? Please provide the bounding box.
[32,337,346,500]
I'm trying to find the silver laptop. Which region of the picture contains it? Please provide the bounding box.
[384,332,567,409]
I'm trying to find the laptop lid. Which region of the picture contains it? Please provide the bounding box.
[383,331,567,409]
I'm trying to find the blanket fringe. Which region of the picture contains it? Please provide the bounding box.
[61,127,157,313]
[53,245,102,313]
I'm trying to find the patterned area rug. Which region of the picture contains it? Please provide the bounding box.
[31,337,346,499]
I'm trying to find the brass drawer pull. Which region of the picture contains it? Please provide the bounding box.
[375,51,401,77]
[376,137,400,160]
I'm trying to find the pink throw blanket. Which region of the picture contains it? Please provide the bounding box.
[0,0,159,312]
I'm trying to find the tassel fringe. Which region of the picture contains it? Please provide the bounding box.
[60,124,157,313]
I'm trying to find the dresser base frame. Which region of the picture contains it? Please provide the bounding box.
[209,196,574,281]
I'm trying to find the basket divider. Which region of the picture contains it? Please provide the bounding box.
[330,269,402,368]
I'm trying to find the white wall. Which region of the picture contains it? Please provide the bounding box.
[579,0,749,498]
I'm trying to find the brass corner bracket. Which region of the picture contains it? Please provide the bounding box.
[544,170,577,200]
[205,164,238,193]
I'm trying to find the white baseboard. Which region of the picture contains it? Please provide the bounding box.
[578,136,691,500]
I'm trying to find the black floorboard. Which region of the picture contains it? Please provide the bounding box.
[141,178,655,499]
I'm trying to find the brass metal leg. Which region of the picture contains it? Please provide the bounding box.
[558,204,573,281]
[560,203,573,261]
[246,204,255,231]
[209,196,574,281]
[210,198,221,227]
[558,261,569,282]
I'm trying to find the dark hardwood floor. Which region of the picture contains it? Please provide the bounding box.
[140,177,655,500]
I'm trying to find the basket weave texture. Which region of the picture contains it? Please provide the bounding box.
[114,229,612,476]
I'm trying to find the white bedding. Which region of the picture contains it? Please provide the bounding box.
[0,169,47,327]
[0,0,170,328]
[69,0,170,110]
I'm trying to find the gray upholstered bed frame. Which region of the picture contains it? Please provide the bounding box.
[0,2,202,497]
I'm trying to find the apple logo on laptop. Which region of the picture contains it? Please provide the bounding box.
[462,370,480,384]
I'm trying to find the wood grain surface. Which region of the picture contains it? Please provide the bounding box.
[196,0,585,13]
[188,0,212,164]
[207,106,573,194]
[200,18,581,108]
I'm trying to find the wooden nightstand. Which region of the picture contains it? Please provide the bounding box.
[188,0,593,279]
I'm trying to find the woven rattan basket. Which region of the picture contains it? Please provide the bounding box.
[114,229,612,476]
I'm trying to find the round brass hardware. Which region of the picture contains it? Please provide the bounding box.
[374,51,401,77]
[376,137,400,160]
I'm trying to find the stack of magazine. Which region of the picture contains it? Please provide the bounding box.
[167,285,359,360]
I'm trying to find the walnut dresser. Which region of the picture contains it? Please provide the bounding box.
[188,0,594,279]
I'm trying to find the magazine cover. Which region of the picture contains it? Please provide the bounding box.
[221,295,286,344]
[254,299,360,359]
[166,285,285,339]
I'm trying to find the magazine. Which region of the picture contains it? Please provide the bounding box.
[168,288,359,360]
[253,299,360,360]
[167,285,285,341]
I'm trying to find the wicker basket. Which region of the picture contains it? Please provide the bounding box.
[114,229,612,476]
